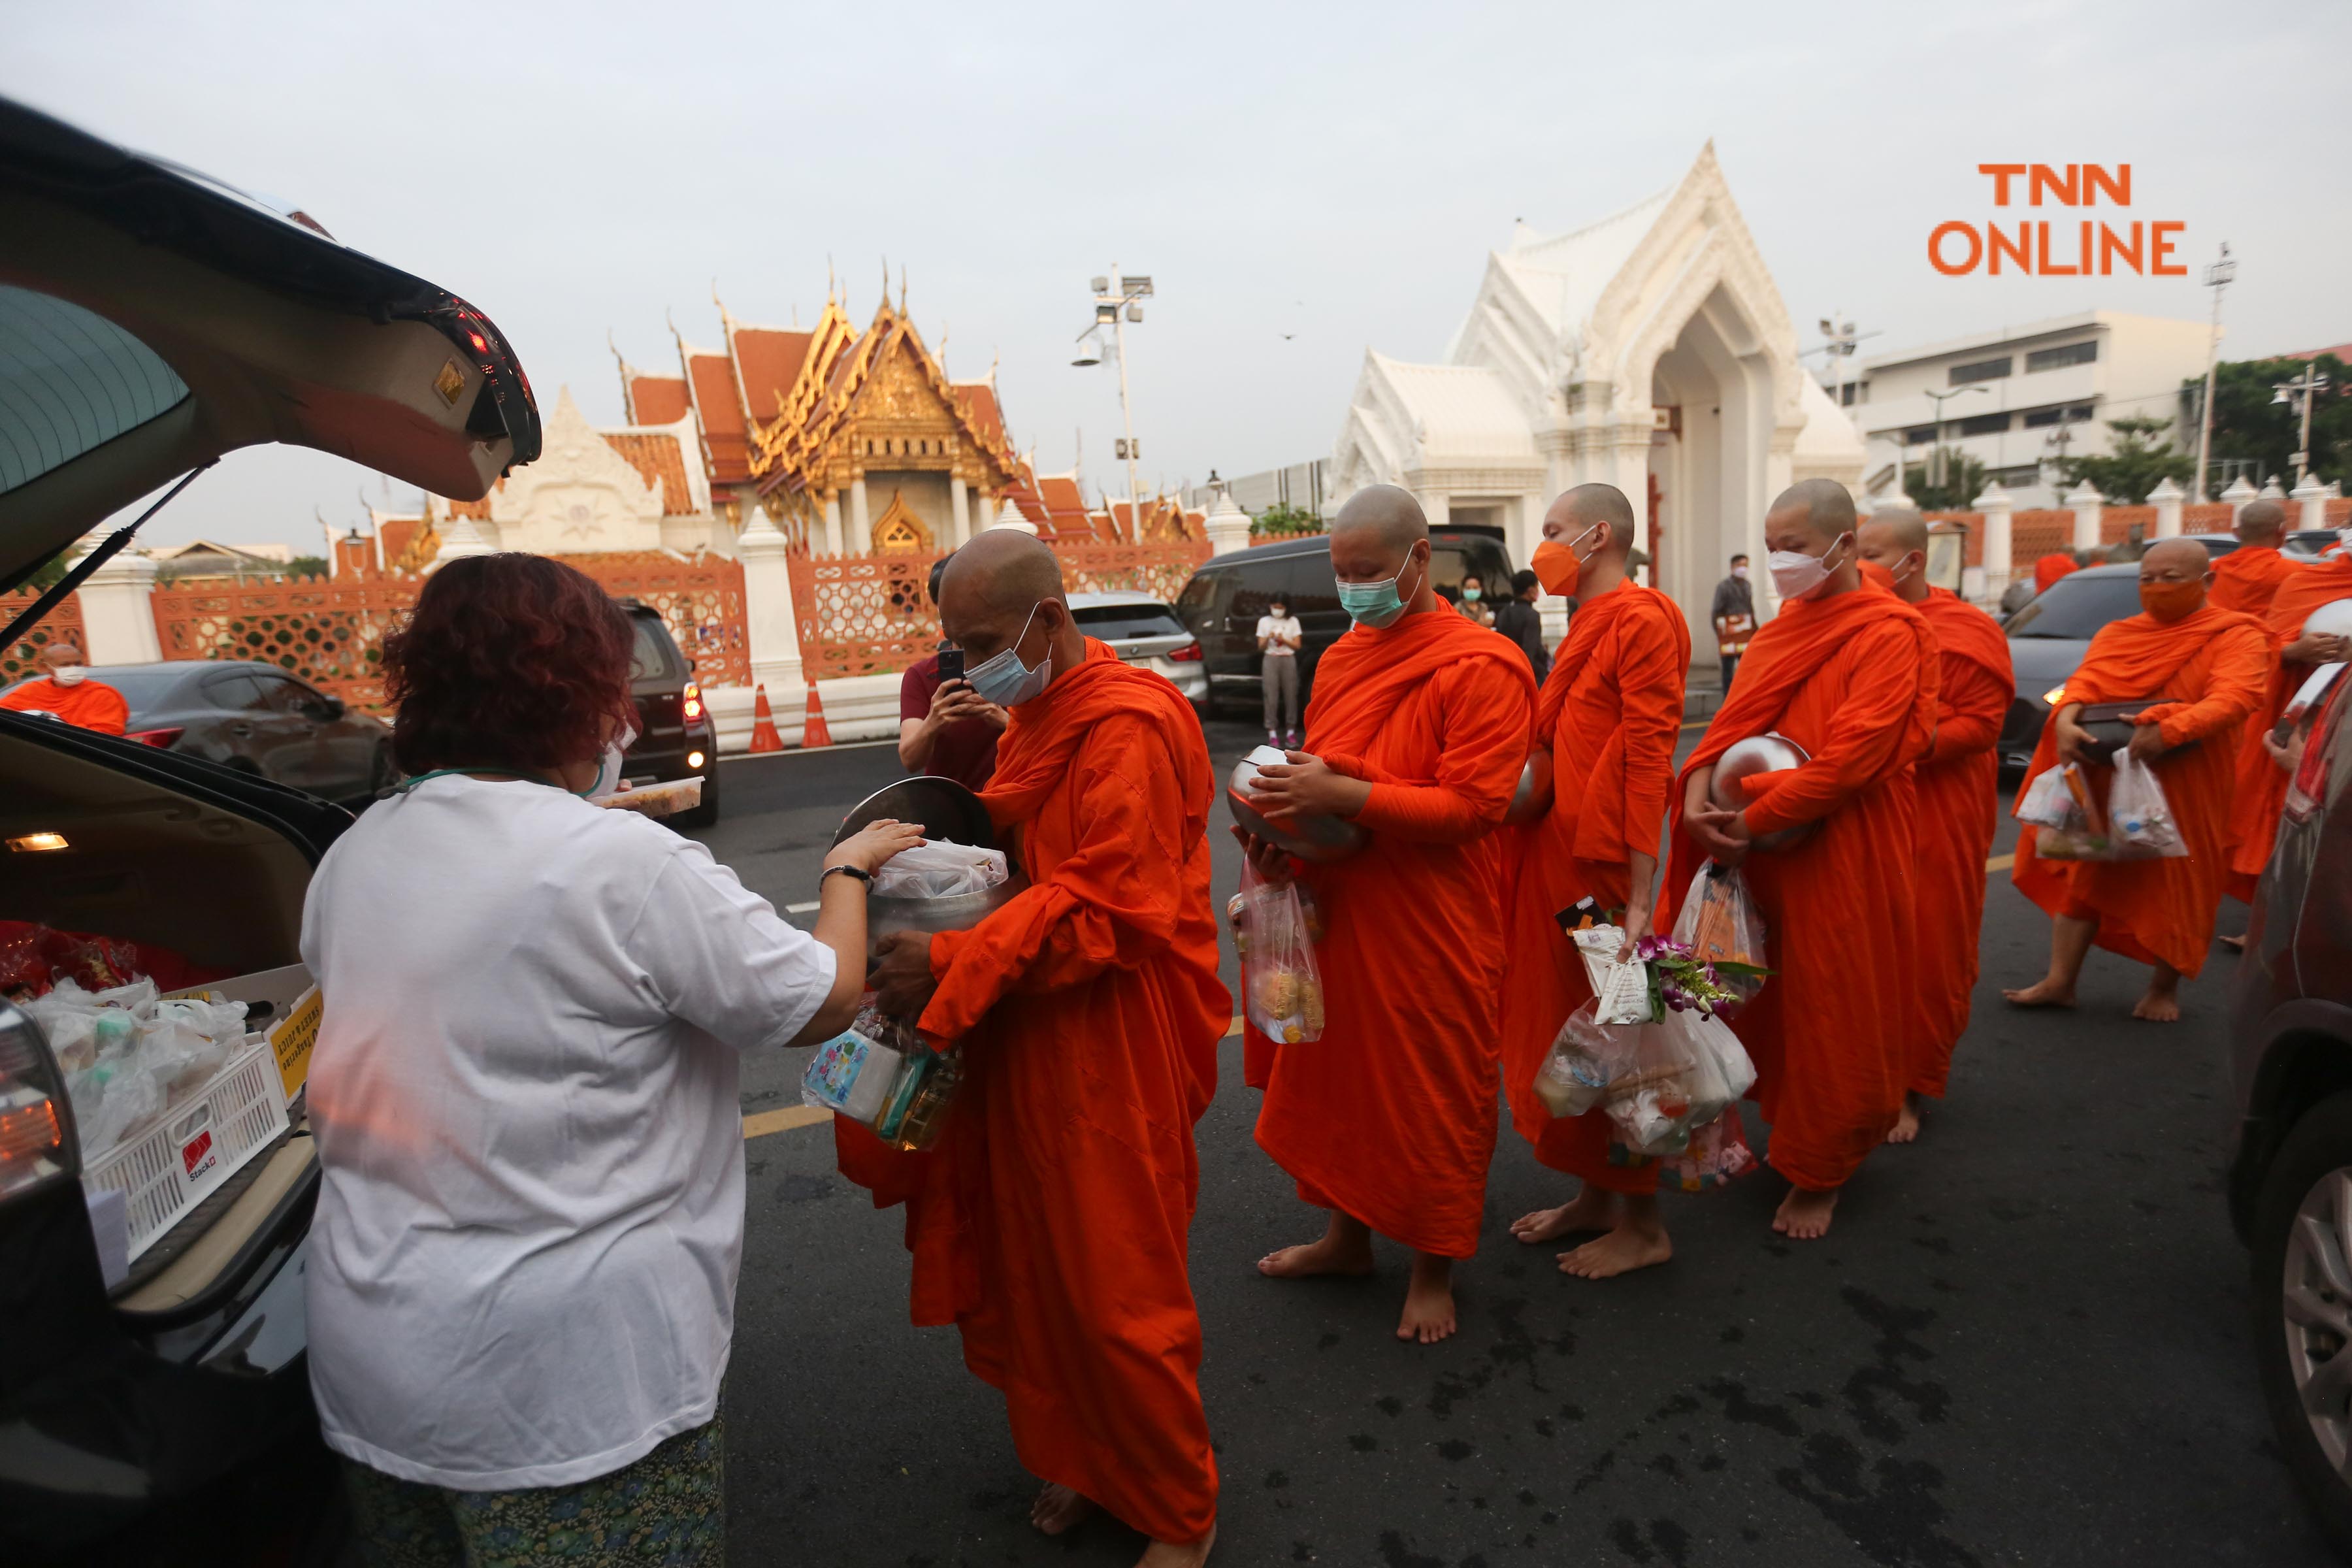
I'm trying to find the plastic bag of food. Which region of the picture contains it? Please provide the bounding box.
[869,840,1009,900]
[1661,1107,1757,1192]
[1238,862,1325,1044]
[2016,762,2087,830]
[1604,1015,1706,1156]
[28,977,248,1164]
[1534,998,1633,1119]
[801,1002,910,1125]
[2108,751,2188,858]
[1671,863,1769,1012]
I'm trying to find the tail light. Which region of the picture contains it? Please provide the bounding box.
[123,727,182,749]
[683,682,704,723]
[0,1003,78,1202]
[2285,684,2348,825]
[1168,640,1203,662]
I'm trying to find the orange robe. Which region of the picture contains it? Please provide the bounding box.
[1249,608,1536,1258]
[2012,606,2270,978]
[834,640,1228,1544]
[2035,554,2080,594]
[0,676,128,734]
[2225,558,2352,900]
[1660,584,1936,1192]
[1906,589,2014,1100]
[1497,581,1690,1192]
[2207,544,2305,618]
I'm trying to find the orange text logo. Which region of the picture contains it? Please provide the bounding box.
[1929,165,2185,277]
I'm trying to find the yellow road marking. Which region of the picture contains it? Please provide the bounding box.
[1985,852,2014,874]
[1224,1015,1243,1039]
[743,1104,830,1140]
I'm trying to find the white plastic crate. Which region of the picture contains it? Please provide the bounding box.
[83,1036,288,1261]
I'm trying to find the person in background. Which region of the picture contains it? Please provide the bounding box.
[1492,568,1550,685]
[2208,499,2302,618]
[1256,594,1302,747]
[1,641,127,734]
[301,552,921,1568]
[900,554,1007,788]
[1456,572,1496,629]
[1709,555,1755,691]
[2034,551,2080,595]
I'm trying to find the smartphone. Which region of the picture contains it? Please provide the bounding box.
[936,645,966,685]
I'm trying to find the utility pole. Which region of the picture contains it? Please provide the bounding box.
[1920,385,1989,503]
[2044,407,2087,487]
[2195,242,2234,502]
[2274,366,2330,485]
[1070,268,1154,540]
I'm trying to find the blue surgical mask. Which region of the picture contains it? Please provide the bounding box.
[966,601,1053,706]
[1337,556,1423,629]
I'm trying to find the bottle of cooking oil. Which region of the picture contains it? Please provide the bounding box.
[882,1049,962,1151]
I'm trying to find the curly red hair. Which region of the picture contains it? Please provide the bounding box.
[383,553,636,776]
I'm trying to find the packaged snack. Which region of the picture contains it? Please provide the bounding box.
[800,1026,905,1126]
[2108,752,2187,858]
[1671,864,1769,1012]
[1662,1107,1757,1192]
[1237,862,1326,1043]
[803,999,963,1149]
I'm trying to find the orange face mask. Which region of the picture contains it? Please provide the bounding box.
[1531,524,1599,596]
[2139,578,2204,623]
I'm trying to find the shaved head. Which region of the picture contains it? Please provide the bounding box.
[1765,478,1859,546]
[1544,483,1635,556]
[2238,498,2286,544]
[2142,536,2211,578]
[1861,505,1929,557]
[1331,485,1429,556]
[1855,506,1932,602]
[943,528,1064,617]
[39,642,84,667]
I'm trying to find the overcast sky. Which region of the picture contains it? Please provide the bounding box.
[10,0,2345,553]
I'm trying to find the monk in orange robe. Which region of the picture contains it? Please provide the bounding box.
[2035,553,2081,595]
[1665,480,1935,1241]
[1243,485,1536,1343]
[1855,508,2014,1142]
[861,531,1228,1567]
[2208,500,2304,618]
[2004,538,2270,1023]
[1,642,128,734]
[2223,539,2352,905]
[1498,483,1690,1279]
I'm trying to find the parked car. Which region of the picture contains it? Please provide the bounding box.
[1,661,394,806]
[0,94,536,1565]
[1173,525,1515,716]
[1067,591,1205,704]
[2288,529,2345,561]
[617,600,719,826]
[2227,672,2352,1554]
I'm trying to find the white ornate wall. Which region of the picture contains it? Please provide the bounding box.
[489,389,669,555]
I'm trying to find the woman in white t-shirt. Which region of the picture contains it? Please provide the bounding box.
[1254,596,1303,746]
[300,554,919,1566]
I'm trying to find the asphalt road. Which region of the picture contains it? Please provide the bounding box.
[678,720,2332,1568]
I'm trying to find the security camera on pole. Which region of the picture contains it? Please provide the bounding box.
[1070,267,1153,540]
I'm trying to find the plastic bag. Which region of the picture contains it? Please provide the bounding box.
[1671,863,1769,1013]
[1534,998,1633,1118]
[2016,763,2087,831]
[2108,752,2188,858]
[869,840,1009,900]
[1238,862,1326,1043]
[1661,1107,1757,1192]
[800,999,960,1149]
[1570,925,1653,1025]
[1604,1015,1705,1156]
[26,976,250,1164]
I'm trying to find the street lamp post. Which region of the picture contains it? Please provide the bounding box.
[2273,367,2330,485]
[1071,267,1154,539]
[1919,384,1990,502]
[2195,243,2234,503]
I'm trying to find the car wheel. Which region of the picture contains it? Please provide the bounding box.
[2251,1089,2352,1556]
[676,768,719,829]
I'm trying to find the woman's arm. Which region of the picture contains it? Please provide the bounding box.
[784,819,926,1044]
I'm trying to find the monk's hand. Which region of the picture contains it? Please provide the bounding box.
[2125,719,2171,765]
[1251,752,1373,819]
[869,928,940,1020]
[2286,632,2351,665]
[1615,898,1655,962]
[2264,727,2306,775]
[1686,802,1748,866]
[2053,711,2097,768]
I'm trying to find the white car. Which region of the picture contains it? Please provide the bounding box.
[1066,591,1207,704]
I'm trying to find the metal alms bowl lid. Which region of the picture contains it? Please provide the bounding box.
[1711,732,1815,851]
[1228,745,1367,862]
[2304,598,2352,641]
[833,776,996,851]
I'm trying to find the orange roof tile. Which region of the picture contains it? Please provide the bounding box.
[730,327,815,421]
[379,515,423,563]
[444,494,492,520]
[685,351,750,484]
[628,374,689,426]
[599,431,699,515]
[953,382,1006,446]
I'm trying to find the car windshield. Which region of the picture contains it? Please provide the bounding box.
[2,666,190,710]
[1071,604,1187,640]
[2005,574,2144,640]
[0,286,191,495]
[628,615,680,680]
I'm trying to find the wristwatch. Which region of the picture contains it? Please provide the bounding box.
[821,864,872,887]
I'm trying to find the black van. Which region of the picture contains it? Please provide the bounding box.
[1173,525,1517,715]
[617,601,720,827]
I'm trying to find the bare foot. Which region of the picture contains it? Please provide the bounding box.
[1136,1523,1216,1567]
[1032,1482,1094,1536]
[1397,1253,1457,1345]
[2001,977,2076,1009]
[1258,1230,1375,1279]
[2219,933,2247,953]
[1511,1187,1615,1245]
[1885,1092,1923,1145]
[1558,1218,1672,1279]
[1772,1186,1838,1241]
[2132,988,2181,1022]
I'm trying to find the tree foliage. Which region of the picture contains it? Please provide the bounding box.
[1902,449,1985,512]
[1250,502,1322,539]
[2057,414,2193,504]
[2194,353,2350,491]
[286,555,331,580]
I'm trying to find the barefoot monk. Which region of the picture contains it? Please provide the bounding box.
[1855,508,2013,1143]
[1665,480,1936,1241]
[2004,538,2270,1023]
[1498,484,1690,1279]
[1244,485,1537,1343]
[858,531,1229,1567]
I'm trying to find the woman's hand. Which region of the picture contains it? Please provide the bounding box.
[1249,752,1373,819]
[869,929,940,1020]
[827,818,925,875]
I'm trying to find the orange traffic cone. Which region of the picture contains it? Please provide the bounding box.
[748,684,783,753]
[800,680,833,748]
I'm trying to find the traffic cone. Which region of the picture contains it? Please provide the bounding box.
[800,680,833,748]
[748,684,783,753]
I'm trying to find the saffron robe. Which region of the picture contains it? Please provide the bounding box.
[2035,554,2080,594]
[835,640,1228,1544]
[1660,584,1936,1192]
[2225,559,2352,900]
[2012,606,2270,978]
[1249,608,1536,1258]
[1,676,128,734]
[2207,544,2305,619]
[1497,581,1690,1190]
[1906,589,2014,1100]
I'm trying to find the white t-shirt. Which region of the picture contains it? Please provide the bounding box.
[1256,614,1301,655]
[298,775,834,1490]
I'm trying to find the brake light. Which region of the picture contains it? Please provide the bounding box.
[1168,640,1203,662]
[0,1005,78,1201]
[2286,684,2347,824]
[683,682,704,722]
[123,727,182,749]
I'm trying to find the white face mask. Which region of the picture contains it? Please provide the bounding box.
[49,664,88,687]
[1730,564,1750,581]
[1767,534,1853,602]
[580,721,640,798]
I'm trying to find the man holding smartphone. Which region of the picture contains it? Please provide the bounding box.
[900,555,1008,788]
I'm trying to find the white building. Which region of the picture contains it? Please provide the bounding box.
[1835,310,2212,508]
[1328,143,1863,659]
